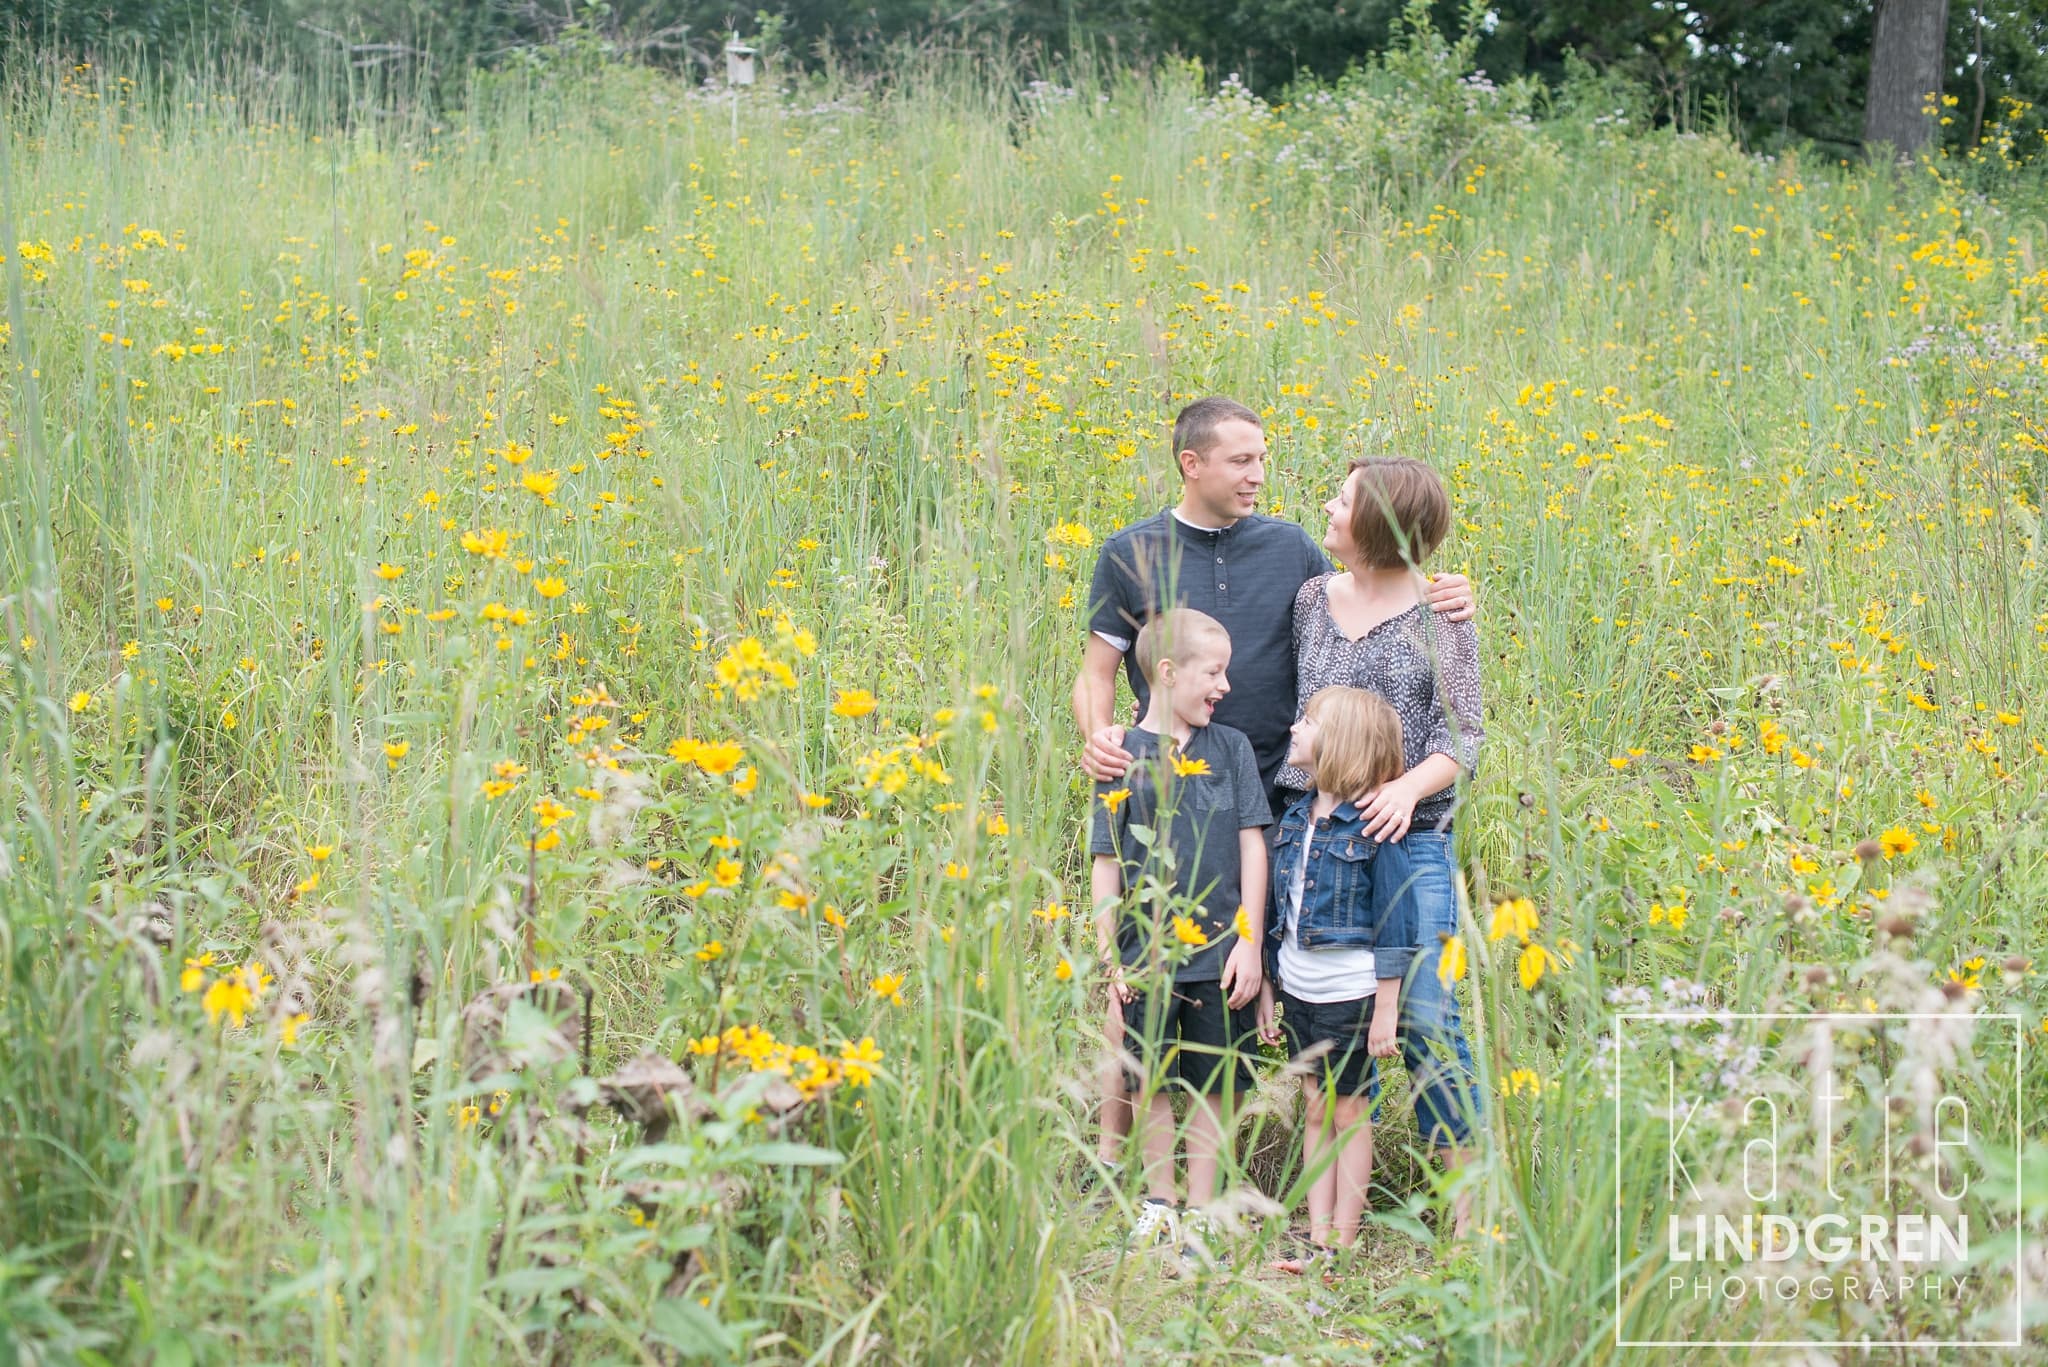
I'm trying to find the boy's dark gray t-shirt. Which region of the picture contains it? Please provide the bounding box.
[1089,723,1273,983]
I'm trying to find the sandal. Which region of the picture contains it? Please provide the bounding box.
[1269,1242,1331,1277]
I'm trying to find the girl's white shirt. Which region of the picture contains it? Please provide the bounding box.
[1275,807,1379,1004]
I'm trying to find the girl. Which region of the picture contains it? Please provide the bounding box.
[1258,686,1416,1273]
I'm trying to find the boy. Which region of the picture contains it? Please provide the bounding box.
[1089,608,1271,1269]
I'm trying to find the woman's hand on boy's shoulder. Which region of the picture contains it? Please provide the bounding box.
[1082,724,1132,782]
[1425,572,1475,623]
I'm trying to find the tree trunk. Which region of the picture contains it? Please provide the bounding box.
[1864,0,1951,158]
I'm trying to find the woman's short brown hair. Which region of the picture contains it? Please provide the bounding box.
[1302,687,1405,798]
[1347,457,1451,570]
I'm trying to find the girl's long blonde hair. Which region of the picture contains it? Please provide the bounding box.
[1302,686,1405,797]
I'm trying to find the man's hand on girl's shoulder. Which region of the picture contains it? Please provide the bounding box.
[1425,572,1476,623]
[1082,724,1132,782]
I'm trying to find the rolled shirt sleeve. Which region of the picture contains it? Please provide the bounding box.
[1425,617,1484,774]
[1366,858,1421,983]
[1232,729,1272,829]
[1088,780,1121,856]
[1085,539,1135,643]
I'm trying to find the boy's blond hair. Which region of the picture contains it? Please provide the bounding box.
[1302,687,1405,797]
[1133,608,1229,685]
[1348,456,1451,570]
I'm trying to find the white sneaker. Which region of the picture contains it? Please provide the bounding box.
[1126,1198,1179,1252]
[1179,1209,1229,1275]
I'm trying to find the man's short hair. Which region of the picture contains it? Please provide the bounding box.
[1133,608,1229,685]
[1347,456,1451,569]
[1302,687,1405,799]
[1172,397,1262,477]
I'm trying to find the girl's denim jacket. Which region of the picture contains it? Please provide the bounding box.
[1266,792,1420,985]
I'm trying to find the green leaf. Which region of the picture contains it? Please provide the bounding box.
[490,1266,585,1297]
[738,1141,843,1166]
[254,1260,347,1310]
[148,1336,196,1367]
[613,1143,709,1172]
[649,1298,745,1361]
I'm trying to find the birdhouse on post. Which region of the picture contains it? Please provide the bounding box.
[724,34,758,88]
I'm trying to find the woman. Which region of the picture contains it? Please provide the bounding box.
[1271,455,1485,1240]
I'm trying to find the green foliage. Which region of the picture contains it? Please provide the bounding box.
[0,39,2044,1362]
[9,0,2048,164]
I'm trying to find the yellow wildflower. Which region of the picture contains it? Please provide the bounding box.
[831,689,879,718]
[461,527,510,559]
[201,960,271,1028]
[840,1036,883,1086]
[1488,896,1538,944]
[1437,933,1467,987]
[180,951,216,993]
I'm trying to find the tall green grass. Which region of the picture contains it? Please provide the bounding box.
[1,39,2043,1363]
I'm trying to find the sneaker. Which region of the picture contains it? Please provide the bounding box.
[1179,1209,1230,1276]
[1126,1197,1179,1252]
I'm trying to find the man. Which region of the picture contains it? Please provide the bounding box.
[1072,395,1475,1181]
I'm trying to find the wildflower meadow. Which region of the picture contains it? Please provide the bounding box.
[3,20,2046,1365]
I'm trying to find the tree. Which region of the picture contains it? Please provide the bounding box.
[1864,0,1949,155]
